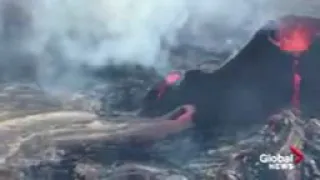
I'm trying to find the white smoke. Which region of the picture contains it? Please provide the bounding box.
[29,0,188,68]
[27,0,267,66]
[1,0,320,90]
[27,0,189,90]
[25,0,267,83]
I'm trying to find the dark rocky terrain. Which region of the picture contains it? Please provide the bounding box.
[141,18,320,132]
[0,84,319,180]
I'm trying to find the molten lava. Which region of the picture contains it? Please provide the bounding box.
[270,19,316,111]
[276,24,312,53]
[292,69,301,109]
[164,71,182,85]
[157,71,182,99]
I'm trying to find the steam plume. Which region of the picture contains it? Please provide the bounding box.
[1,0,320,90]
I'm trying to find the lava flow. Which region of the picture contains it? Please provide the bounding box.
[157,71,182,99]
[270,19,316,111]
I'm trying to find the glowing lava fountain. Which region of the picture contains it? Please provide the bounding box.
[269,16,319,111]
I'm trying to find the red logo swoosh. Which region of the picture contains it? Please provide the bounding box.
[290,145,304,164]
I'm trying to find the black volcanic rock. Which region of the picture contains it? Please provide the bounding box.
[141,17,320,133]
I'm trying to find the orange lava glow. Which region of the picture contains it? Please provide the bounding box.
[165,71,182,85]
[270,17,319,110]
[275,23,312,53]
[157,71,182,99]
[292,71,301,109]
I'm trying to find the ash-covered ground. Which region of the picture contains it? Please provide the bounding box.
[0,83,319,180]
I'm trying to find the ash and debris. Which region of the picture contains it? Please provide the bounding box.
[0,84,319,180]
[0,85,320,180]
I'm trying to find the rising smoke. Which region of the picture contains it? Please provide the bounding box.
[1,0,320,91]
